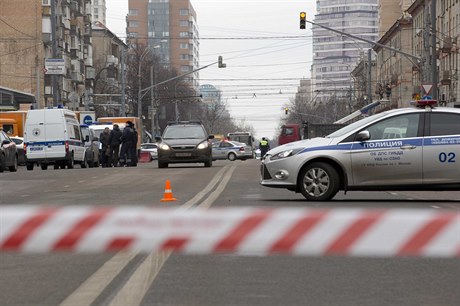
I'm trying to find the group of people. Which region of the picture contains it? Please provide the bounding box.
[99,121,138,167]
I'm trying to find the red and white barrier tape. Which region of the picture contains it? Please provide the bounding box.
[1,206,459,257]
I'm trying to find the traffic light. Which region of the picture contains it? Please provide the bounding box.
[300,12,306,29]
[284,107,289,115]
[218,56,226,68]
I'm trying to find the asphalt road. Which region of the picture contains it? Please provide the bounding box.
[0,159,459,306]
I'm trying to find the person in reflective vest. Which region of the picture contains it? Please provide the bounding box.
[259,137,270,157]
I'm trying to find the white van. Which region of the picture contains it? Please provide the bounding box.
[24,109,87,170]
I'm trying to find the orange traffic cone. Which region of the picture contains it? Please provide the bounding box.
[160,180,177,202]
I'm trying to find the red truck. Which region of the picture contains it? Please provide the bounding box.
[278,122,346,145]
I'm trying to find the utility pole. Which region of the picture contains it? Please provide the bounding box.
[50,0,59,106]
[120,48,126,116]
[150,66,155,138]
[367,49,372,104]
[430,0,438,99]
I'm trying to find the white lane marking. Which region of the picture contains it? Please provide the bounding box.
[431,205,440,209]
[108,251,170,306]
[108,165,237,306]
[61,164,235,306]
[59,251,137,306]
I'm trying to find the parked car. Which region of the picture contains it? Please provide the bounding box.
[0,130,18,172]
[80,124,100,167]
[9,136,25,165]
[140,143,158,160]
[212,140,253,161]
[156,121,214,168]
[261,100,460,201]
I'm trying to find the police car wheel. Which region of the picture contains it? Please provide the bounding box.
[228,152,236,161]
[299,162,339,201]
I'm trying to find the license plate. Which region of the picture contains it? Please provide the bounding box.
[30,147,43,151]
[176,153,192,157]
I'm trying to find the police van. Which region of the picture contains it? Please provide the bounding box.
[261,100,460,201]
[24,109,87,170]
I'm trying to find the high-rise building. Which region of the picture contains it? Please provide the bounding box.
[127,0,199,88]
[91,0,107,25]
[311,0,379,104]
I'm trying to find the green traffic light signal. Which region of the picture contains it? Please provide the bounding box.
[300,12,306,30]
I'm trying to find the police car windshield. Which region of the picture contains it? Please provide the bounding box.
[163,125,206,139]
[326,112,388,138]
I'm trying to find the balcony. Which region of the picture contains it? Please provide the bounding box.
[86,67,96,80]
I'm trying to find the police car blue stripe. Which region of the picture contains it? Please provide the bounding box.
[297,136,460,155]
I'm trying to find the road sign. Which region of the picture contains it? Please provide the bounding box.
[421,84,433,95]
[45,58,65,75]
[83,115,93,125]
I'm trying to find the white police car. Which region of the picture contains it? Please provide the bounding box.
[261,100,460,201]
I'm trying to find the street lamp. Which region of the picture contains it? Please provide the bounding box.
[137,48,151,119]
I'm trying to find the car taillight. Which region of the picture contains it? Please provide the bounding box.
[23,143,27,155]
[65,141,69,153]
[239,146,244,151]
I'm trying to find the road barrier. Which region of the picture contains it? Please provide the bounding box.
[1,206,458,257]
[138,151,152,163]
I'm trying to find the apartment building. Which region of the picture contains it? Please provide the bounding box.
[0,1,42,108]
[91,0,107,25]
[311,0,379,104]
[126,0,199,88]
[378,0,416,38]
[92,22,128,114]
[373,16,414,108]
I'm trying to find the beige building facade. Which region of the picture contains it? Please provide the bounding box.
[0,0,43,108]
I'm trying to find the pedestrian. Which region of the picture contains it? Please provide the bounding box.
[130,123,138,167]
[259,137,270,157]
[99,127,111,167]
[108,124,122,167]
[119,121,136,167]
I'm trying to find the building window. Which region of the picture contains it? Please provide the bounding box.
[129,21,139,28]
[129,9,138,16]
[42,0,50,5]
[180,54,189,60]
[181,65,190,72]
[180,20,188,27]
[94,8,99,14]
[180,43,189,49]
[179,9,189,15]
[94,0,99,5]
[179,32,189,37]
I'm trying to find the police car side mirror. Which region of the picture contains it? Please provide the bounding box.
[2,140,10,146]
[356,130,370,141]
[85,135,90,142]
[208,135,215,140]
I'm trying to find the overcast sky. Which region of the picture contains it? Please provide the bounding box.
[106,0,317,139]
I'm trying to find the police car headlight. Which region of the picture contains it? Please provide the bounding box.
[270,148,301,160]
[197,141,208,149]
[159,143,171,151]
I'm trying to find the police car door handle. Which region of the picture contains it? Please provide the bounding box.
[400,144,416,150]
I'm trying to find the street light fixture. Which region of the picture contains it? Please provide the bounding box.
[137,48,151,119]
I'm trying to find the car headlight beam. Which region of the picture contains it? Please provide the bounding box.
[197,141,208,150]
[159,143,171,151]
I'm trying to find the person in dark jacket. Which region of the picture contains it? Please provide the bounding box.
[108,124,122,167]
[119,121,136,167]
[130,123,138,167]
[99,127,111,167]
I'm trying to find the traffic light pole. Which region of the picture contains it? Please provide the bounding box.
[304,19,422,62]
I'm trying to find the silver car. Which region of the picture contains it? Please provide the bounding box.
[261,103,460,201]
[212,140,253,161]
